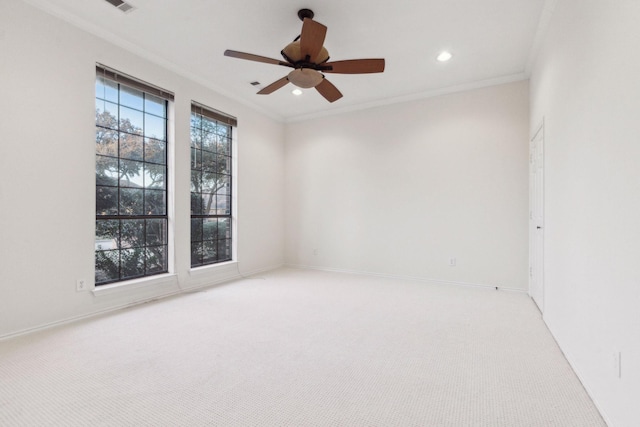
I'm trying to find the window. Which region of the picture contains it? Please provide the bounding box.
[190,103,236,267]
[94,65,173,286]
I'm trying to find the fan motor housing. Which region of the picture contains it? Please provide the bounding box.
[282,41,329,65]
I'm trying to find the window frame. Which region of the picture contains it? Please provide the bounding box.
[189,102,236,268]
[94,65,174,286]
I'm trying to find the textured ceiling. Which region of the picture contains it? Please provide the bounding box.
[23,0,547,121]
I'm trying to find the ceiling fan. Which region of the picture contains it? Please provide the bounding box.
[224,9,385,103]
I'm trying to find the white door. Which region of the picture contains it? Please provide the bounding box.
[529,124,544,312]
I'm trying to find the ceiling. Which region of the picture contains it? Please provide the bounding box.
[24,0,548,122]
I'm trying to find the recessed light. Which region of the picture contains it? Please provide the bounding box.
[292,89,303,96]
[437,51,453,62]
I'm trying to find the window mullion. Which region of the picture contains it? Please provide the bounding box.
[95,67,170,286]
[190,104,233,267]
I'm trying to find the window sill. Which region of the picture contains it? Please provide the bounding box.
[92,273,178,297]
[189,260,238,279]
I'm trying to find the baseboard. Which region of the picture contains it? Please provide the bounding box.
[285,263,526,293]
[543,319,614,427]
[238,262,284,278]
[0,263,284,342]
[0,288,185,343]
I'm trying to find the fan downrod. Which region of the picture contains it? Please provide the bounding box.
[297,9,314,21]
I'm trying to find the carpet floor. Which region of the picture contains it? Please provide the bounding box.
[0,268,605,426]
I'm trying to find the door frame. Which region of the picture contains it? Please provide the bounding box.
[529,120,545,312]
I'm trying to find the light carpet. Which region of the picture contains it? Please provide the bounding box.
[0,268,605,426]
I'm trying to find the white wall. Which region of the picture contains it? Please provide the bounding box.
[530,1,640,426]
[285,81,529,290]
[0,0,284,338]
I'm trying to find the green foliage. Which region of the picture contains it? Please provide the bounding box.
[95,105,168,284]
[190,113,232,216]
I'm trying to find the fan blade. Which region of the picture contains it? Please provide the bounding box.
[224,50,294,68]
[257,77,289,95]
[300,18,327,63]
[322,59,385,74]
[315,78,343,103]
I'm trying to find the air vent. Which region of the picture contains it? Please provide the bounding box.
[104,0,136,13]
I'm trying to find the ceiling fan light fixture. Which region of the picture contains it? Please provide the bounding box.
[292,89,303,96]
[287,69,324,88]
[437,51,453,62]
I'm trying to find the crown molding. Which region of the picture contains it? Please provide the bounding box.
[285,73,528,123]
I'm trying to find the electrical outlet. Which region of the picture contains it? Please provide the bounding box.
[76,279,88,292]
[313,248,318,256]
[449,257,456,267]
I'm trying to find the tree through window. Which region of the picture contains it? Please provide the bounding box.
[190,103,235,267]
[94,65,172,285]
